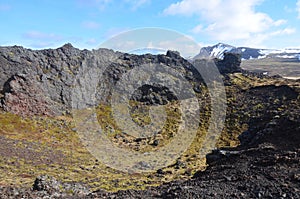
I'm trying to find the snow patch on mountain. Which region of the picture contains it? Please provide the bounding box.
[259,49,295,55]
[195,43,300,61]
[210,43,234,58]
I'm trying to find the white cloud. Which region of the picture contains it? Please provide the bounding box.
[28,42,57,49]
[100,40,137,51]
[270,28,296,36]
[22,31,64,48]
[241,28,296,48]
[86,38,98,45]
[157,37,200,57]
[23,31,63,41]
[297,0,300,18]
[77,0,149,10]
[82,21,100,29]
[76,0,113,10]
[164,0,293,46]
[103,27,131,39]
[125,0,150,10]
[273,19,287,26]
[77,0,112,6]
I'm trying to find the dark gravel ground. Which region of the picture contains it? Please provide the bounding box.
[91,113,300,199]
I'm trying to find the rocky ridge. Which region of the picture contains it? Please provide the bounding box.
[0,44,240,116]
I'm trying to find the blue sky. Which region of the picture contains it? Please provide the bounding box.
[1,0,300,51]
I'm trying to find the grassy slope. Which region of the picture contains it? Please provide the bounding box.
[0,73,299,191]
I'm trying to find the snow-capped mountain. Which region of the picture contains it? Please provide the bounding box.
[196,43,235,59]
[195,43,300,60]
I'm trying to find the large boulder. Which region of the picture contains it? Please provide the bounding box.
[33,175,90,196]
[216,52,242,74]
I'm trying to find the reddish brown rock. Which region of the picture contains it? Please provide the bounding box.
[1,74,54,116]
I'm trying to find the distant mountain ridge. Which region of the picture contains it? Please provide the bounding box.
[195,43,300,60]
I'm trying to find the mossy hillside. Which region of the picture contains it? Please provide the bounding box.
[0,111,165,191]
[94,84,249,176]
[0,100,215,191]
[1,73,298,192]
[96,101,183,152]
[0,84,245,191]
[96,101,209,179]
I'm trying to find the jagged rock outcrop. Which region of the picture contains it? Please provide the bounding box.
[215,52,242,74]
[0,44,243,117]
[32,175,90,196]
[193,52,242,76]
[0,175,90,198]
[0,44,118,115]
[0,44,86,115]
[0,45,209,116]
